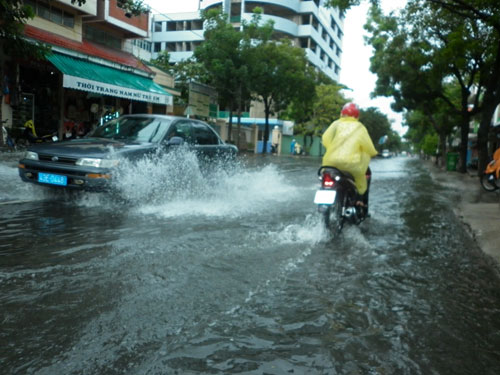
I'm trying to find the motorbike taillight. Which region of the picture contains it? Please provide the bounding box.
[322,173,335,188]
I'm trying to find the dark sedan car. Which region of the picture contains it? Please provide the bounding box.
[18,114,238,191]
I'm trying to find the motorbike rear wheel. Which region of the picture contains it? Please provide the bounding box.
[323,193,345,236]
[480,173,499,192]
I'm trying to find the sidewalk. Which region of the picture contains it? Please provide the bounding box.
[425,160,500,267]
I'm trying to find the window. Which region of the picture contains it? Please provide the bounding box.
[154,42,162,52]
[63,12,74,28]
[50,7,63,25]
[29,0,75,28]
[166,42,176,52]
[167,21,176,31]
[154,22,163,32]
[84,26,121,50]
[166,121,193,143]
[330,18,337,31]
[38,2,51,20]
[192,122,219,145]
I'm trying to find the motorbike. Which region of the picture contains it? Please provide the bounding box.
[480,147,500,192]
[21,120,58,145]
[314,166,370,236]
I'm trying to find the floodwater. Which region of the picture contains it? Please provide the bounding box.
[1,151,500,375]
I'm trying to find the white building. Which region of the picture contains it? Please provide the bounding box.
[150,0,344,82]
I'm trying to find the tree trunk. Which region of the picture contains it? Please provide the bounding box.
[439,131,447,168]
[236,86,242,149]
[458,111,470,173]
[228,109,233,143]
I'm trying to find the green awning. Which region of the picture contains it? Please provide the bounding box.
[47,53,173,105]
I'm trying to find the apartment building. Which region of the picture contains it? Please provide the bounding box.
[151,0,344,82]
[1,0,173,139]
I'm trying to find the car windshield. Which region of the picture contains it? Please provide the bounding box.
[90,117,172,143]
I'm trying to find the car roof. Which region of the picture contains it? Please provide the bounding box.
[120,114,197,122]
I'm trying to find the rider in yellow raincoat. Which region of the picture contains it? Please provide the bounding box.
[322,102,378,203]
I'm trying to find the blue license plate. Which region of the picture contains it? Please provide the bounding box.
[38,172,68,186]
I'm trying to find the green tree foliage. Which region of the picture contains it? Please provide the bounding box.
[365,2,495,172]
[326,0,500,172]
[194,9,274,144]
[0,0,43,58]
[421,132,439,157]
[248,39,313,153]
[150,50,170,71]
[359,107,392,149]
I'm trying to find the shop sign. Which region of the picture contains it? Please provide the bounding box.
[63,75,172,105]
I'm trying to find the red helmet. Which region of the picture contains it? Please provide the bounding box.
[341,102,360,118]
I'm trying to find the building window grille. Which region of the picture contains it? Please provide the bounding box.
[84,25,121,50]
[330,17,337,31]
[133,39,152,52]
[192,20,203,30]
[26,0,75,29]
[166,42,176,52]
[167,21,177,31]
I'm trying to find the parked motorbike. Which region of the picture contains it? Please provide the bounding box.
[480,147,500,192]
[21,120,58,145]
[314,166,370,236]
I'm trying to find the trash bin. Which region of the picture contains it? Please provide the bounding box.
[446,152,459,171]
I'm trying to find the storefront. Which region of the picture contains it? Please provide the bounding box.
[2,52,173,142]
[48,52,172,139]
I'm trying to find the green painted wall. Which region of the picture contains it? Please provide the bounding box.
[282,135,325,157]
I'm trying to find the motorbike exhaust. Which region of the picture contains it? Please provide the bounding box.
[344,207,356,217]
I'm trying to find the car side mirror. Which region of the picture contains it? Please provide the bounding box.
[166,136,184,146]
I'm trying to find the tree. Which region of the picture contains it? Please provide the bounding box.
[359,107,393,150]
[364,2,493,172]
[194,9,273,145]
[248,39,313,153]
[326,0,500,173]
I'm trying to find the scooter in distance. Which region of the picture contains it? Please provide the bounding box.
[314,166,370,236]
[480,147,500,192]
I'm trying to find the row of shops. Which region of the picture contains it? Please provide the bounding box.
[1,52,173,143]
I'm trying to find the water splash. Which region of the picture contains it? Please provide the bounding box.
[115,149,302,218]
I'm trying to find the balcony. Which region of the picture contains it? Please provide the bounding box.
[83,0,149,39]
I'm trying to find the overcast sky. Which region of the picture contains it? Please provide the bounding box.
[145,0,406,135]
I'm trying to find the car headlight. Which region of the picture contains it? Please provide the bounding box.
[25,151,39,161]
[76,158,120,168]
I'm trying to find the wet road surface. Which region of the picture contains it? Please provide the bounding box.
[1,152,500,374]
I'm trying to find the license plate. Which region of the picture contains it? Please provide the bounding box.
[38,172,68,186]
[314,190,336,205]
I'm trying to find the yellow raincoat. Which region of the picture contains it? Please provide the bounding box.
[321,116,378,194]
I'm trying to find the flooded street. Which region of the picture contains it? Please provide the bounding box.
[1,152,500,374]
